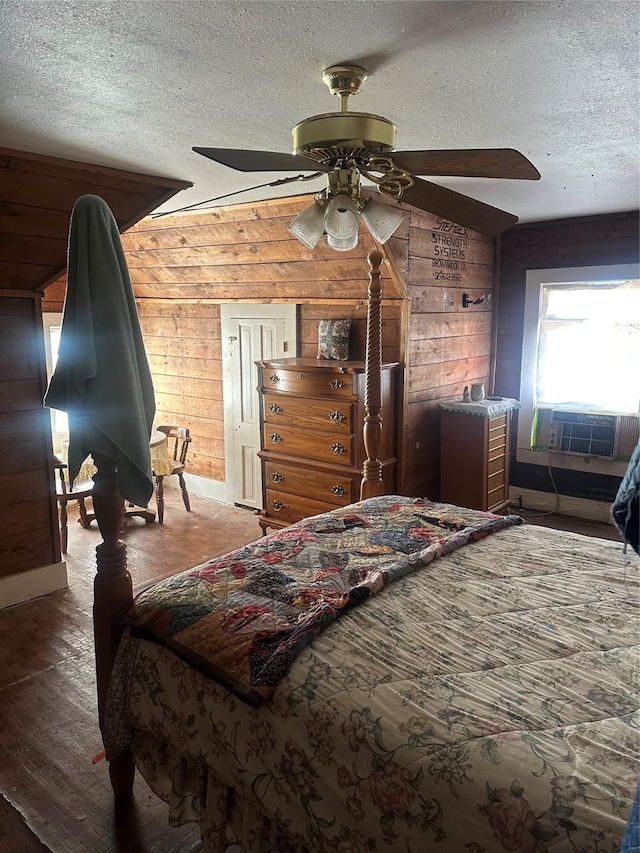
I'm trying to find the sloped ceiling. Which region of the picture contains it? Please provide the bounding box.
[0,147,192,291]
[2,0,639,231]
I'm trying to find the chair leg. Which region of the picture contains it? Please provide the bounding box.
[156,476,164,524]
[178,473,191,512]
[77,497,90,529]
[58,501,68,554]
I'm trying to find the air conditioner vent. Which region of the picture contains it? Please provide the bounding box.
[533,409,639,460]
[548,411,616,457]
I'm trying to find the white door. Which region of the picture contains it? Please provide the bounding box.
[221,305,297,508]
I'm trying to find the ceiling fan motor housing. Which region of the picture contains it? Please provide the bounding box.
[292,112,397,166]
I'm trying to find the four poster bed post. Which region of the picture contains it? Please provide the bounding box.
[93,249,389,799]
[360,249,385,500]
[92,453,136,798]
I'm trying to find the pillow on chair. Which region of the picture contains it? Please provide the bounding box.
[317,319,351,360]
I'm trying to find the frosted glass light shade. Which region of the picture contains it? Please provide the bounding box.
[288,201,326,249]
[326,231,359,252]
[324,193,359,240]
[361,198,405,244]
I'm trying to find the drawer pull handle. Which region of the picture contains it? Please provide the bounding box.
[331,485,346,496]
[271,500,285,512]
[270,472,284,483]
[330,443,346,455]
[329,410,346,423]
[297,373,305,380]
[269,433,283,443]
[268,374,280,384]
[329,379,345,389]
[268,403,283,414]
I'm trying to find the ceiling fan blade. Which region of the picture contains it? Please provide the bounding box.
[193,147,332,173]
[391,149,540,180]
[401,177,518,236]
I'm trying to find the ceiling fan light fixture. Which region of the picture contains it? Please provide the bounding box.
[361,198,405,244]
[288,200,326,249]
[323,193,359,240]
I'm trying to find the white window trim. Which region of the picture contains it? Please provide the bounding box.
[517,263,639,477]
[42,312,62,377]
[43,312,68,455]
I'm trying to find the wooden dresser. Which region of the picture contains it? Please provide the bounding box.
[440,401,518,513]
[257,357,398,533]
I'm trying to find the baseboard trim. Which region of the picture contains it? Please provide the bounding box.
[508,487,615,525]
[0,561,68,610]
[164,473,227,504]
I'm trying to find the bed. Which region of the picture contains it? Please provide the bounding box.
[79,248,638,852]
[102,495,637,853]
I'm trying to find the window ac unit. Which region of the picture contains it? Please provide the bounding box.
[533,409,639,461]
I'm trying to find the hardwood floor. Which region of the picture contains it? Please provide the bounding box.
[516,508,622,541]
[0,488,260,852]
[0,488,621,851]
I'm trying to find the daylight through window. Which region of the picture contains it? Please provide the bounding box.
[536,280,640,414]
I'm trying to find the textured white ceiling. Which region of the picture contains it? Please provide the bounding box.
[2,0,639,224]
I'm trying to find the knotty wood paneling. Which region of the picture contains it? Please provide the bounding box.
[0,294,60,578]
[0,147,192,294]
[43,193,498,503]
[386,210,496,498]
[125,195,405,487]
[136,301,224,483]
[0,151,193,587]
[496,211,640,502]
[40,278,66,314]
[298,301,403,363]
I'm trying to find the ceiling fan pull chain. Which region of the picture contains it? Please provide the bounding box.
[360,155,415,200]
[270,172,324,187]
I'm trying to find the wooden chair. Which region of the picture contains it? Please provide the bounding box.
[154,425,192,524]
[53,456,94,553]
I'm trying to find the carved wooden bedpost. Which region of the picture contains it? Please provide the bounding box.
[91,453,135,800]
[360,249,385,500]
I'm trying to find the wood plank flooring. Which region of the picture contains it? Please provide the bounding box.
[0,488,260,852]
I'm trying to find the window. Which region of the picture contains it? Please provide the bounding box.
[517,264,640,476]
[43,313,68,453]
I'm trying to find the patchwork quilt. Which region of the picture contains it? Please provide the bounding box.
[125,496,522,705]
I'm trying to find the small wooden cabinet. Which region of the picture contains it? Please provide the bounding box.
[257,357,398,533]
[440,405,516,513]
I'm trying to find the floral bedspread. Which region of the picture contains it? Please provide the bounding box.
[105,505,639,853]
[123,496,521,706]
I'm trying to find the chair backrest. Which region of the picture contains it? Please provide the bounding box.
[53,456,93,499]
[53,456,69,497]
[156,425,191,467]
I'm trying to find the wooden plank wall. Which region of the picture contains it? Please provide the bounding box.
[386,210,496,498]
[0,149,192,583]
[0,293,60,576]
[43,196,405,488]
[0,146,192,293]
[42,194,499,500]
[496,210,640,502]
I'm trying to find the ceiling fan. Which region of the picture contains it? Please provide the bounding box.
[193,64,540,247]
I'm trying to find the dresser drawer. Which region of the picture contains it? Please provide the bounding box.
[263,488,335,525]
[488,454,506,476]
[488,432,507,455]
[488,480,507,510]
[488,469,505,492]
[264,460,356,505]
[261,367,355,399]
[263,393,353,433]
[263,423,356,466]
